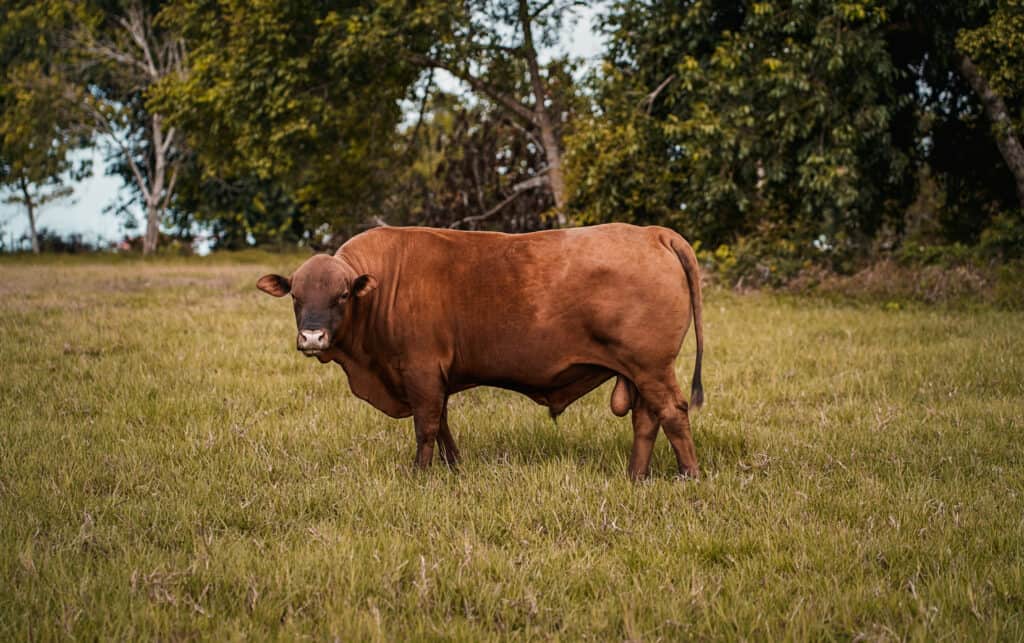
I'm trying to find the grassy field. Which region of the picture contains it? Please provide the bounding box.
[1,255,1022,640]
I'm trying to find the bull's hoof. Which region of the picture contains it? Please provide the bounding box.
[438,449,461,469]
[627,468,649,482]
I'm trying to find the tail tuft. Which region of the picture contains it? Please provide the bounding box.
[670,234,705,411]
[690,366,704,409]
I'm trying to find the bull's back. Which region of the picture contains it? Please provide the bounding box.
[346,225,692,384]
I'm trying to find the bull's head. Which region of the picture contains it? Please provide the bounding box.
[256,254,377,356]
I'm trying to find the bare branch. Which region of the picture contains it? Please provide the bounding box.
[448,174,547,229]
[505,116,544,149]
[73,36,149,77]
[159,160,180,213]
[160,126,176,157]
[80,97,152,202]
[408,53,538,126]
[640,74,676,114]
[404,69,434,159]
[530,0,557,21]
[359,216,390,229]
[117,3,159,78]
[509,174,549,192]
[449,192,525,230]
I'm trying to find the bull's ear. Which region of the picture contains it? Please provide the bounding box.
[351,274,378,298]
[257,274,290,297]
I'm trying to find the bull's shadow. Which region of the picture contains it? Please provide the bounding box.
[444,388,753,479]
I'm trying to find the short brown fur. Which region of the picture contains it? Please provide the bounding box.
[258,223,704,479]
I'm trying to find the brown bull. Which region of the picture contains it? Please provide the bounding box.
[257,223,705,479]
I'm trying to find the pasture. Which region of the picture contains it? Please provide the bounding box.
[1,255,1022,640]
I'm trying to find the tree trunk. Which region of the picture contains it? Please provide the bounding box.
[19,177,40,254]
[536,114,568,219]
[958,54,1024,209]
[143,201,160,255]
[142,113,167,256]
[518,0,568,225]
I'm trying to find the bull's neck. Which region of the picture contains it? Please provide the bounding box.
[330,241,396,366]
[332,292,383,366]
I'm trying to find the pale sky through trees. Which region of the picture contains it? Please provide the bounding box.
[0,7,604,246]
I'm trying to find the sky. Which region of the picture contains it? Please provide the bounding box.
[1,147,135,248]
[0,6,605,247]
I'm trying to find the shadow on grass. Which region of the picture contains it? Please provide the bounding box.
[452,409,759,480]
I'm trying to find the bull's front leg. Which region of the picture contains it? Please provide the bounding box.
[412,410,441,468]
[436,405,460,467]
[406,373,448,469]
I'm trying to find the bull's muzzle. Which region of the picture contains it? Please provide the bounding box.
[297,328,329,355]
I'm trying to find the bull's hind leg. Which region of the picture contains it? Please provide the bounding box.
[634,371,700,479]
[628,396,660,481]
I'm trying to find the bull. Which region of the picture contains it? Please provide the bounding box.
[257,223,705,479]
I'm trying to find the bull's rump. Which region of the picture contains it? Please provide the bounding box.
[343,224,693,391]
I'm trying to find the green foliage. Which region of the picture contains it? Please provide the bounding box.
[4,0,1024,265]
[153,1,428,231]
[569,0,913,262]
[0,2,89,241]
[0,61,87,203]
[167,156,308,250]
[568,0,1024,275]
[979,210,1024,257]
[700,228,817,288]
[957,0,1024,100]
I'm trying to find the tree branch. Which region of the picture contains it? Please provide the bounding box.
[117,3,159,79]
[404,69,434,159]
[407,53,538,126]
[159,160,180,213]
[73,37,149,77]
[448,174,547,229]
[80,97,151,202]
[160,125,176,157]
[640,74,676,114]
[958,53,1024,208]
[358,215,390,229]
[530,0,557,21]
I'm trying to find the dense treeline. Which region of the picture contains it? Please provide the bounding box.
[2,1,1023,276]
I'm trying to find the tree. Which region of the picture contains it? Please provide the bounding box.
[153,1,424,235]
[882,0,1022,243]
[68,0,187,255]
[0,2,88,253]
[405,0,587,223]
[166,152,307,250]
[0,66,87,253]
[156,0,586,236]
[568,0,1024,266]
[956,0,1024,209]
[384,92,555,231]
[569,0,910,261]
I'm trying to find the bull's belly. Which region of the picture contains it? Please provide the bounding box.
[450,363,615,414]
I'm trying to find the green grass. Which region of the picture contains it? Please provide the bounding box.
[2,257,1022,640]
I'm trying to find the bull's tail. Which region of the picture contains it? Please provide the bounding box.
[669,235,704,409]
